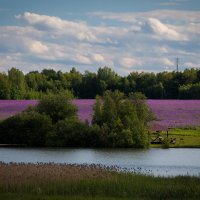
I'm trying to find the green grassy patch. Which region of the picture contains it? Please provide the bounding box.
[0,193,141,200]
[1,176,200,200]
[150,127,200,148]
[170,127,200,137]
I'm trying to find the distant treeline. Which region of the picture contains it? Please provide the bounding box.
[0,67,200,99]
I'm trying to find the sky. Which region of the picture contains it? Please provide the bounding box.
[0,0,200,75]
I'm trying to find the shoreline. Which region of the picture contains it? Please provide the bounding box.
[1,160,200,178]
[1,162,200,200]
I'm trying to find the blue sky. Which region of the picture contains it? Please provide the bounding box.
[0,0,200,74]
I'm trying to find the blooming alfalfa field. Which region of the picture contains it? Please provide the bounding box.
[1,99,200,129]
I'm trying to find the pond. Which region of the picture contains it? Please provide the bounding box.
[1,148,200,177]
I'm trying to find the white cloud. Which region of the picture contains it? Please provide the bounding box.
[120,57,140,69]
[16,12,72,30]
[161,58,174,66]
[74,54,92,65]
[28,40,49,54]
[91,10,196,42]
[16,12,99,43]
[0,11,199,74]
[184,62,200,68]
[144,18,187,41]
[90,10,200,23]
[92,54,105,63]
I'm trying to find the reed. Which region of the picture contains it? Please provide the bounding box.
[0,162,200,200]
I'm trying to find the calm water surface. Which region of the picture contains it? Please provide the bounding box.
[0,148,200,177]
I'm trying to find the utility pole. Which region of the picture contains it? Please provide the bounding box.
[176,57,179,72]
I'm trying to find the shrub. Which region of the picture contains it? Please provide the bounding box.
[36,94,78,123]
[0,111,52,146]
[92,91,150,148]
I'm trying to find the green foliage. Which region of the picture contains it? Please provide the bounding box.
[129,92,156,124]
[0,94,79,147]
[8,68,26,99]
[97,67,120,94]
[37,94,77,123]
[92,91,150,147]
[179,82,200,99]
[0,111,52,146]
[0,73,10,99]
[1,67,200,99]
[0,91,153,148]
[49,118,91,147]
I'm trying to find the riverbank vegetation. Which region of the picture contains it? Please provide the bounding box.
[0,91,153,148]
[1,67,200,99]
[0,162,200,200]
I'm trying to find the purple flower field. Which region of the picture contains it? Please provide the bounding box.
[1,99,200,130]
[0,100,38,119]
[148,100,200,129]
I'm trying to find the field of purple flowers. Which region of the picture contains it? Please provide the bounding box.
[1,99,200,129]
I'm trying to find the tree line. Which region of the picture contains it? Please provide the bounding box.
[0,92,153,148]
[0,67,200,99]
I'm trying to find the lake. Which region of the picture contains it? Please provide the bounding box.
[1,148,200,177]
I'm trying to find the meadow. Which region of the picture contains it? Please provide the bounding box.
[1,99,200,128]
[0,162,200,200]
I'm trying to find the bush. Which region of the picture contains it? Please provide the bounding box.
[48,117,91,147]
[92,90,150,148]
[36,94,78,123]
[0,111,52,146]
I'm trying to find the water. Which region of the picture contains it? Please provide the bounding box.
[0,148,200,177]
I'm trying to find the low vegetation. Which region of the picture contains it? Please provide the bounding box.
[0,91,153,148]
[0,163,200,200]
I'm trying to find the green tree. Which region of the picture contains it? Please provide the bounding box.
[92,91,150,147]
[0,73,10,99]
[179,83,200,99]
[36,94,77,123]
[49,117,90,147]
[97,67,120,94]
[80,71,99,98]
[63,67,82,97]
[8,68,26,99]
[0,111,52,146]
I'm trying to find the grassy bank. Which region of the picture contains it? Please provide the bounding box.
[0,163,200,200]
[151,127,200,148]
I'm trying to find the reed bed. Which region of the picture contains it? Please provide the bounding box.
[0,162,112,184]
[0,162,200,200]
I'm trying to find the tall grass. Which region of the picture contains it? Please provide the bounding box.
[0,162,200,199]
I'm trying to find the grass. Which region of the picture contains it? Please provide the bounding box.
[0,194,143,200]
[150,127,200,148]
[0,163,200,200]
[170,127,200,136]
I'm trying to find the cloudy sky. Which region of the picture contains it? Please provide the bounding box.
[0,0,200,75]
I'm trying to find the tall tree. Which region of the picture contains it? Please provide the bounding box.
[92,91,150,147]
[0,73,10,99]
[8,68,26,99]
